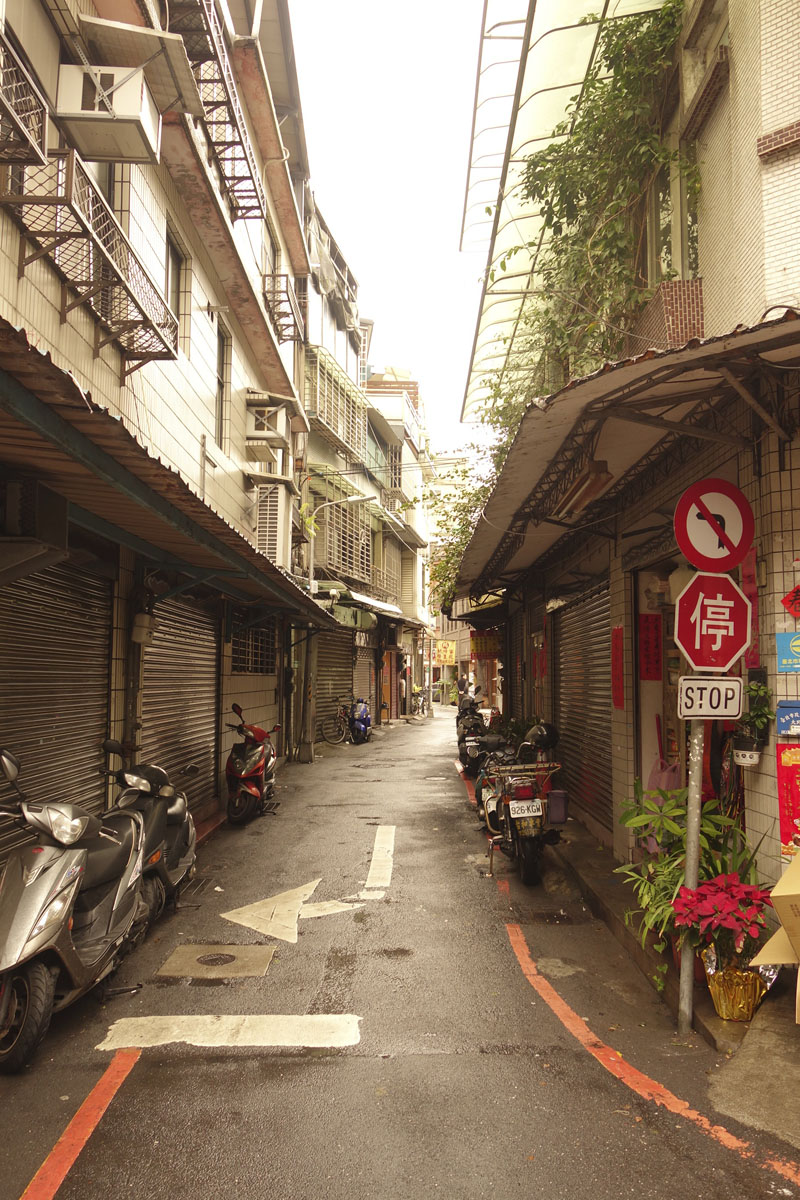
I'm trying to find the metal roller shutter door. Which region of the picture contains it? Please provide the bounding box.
[354,648,375,717]
[316,630,354,738]
[141,598,219,819]
[554,585,612,831]
[0,562,112,863]
[509,611,525,720]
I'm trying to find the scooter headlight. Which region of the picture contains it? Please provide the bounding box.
[48,808,90,845]
[30,880,79,938]
[122,772,151,792]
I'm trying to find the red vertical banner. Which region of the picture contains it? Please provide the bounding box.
[638,613,662,681]
[611,625,625,710]
[740,546,760,668]
[777,744,800,864]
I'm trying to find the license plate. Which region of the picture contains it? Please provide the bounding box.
[509,798,542,818]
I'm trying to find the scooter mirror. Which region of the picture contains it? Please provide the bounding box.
[182,763,200,778]
[102,738,126,758]
[0,748,20,783]
[272,724,282,732]
[232,703,243,718]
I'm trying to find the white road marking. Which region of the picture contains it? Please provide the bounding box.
[354,889,385,901]
[364,825,395,891]
[300,900,364,919]
[222,879,321,943]
[97,1013,362,1051]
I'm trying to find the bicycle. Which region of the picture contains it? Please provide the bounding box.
[321,695,354,744]
[410,689,427,716]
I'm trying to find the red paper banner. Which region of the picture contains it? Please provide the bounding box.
[740,547,760,668]
[638,613,662,681]
[612,625,625,710]
[777,743,800,863]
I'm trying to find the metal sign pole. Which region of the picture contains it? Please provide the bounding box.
[678,717,705,1036]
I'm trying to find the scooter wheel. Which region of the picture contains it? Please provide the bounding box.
[519,840,542,887]
[228,790,257,825]
[0,962,56,1074]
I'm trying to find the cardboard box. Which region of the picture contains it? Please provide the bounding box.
[751,853,800,1021]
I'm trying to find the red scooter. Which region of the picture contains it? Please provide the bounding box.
[225,703,280,825]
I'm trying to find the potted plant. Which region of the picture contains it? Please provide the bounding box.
[733,680,775,767]
[671,873,774,1020]
[615,781,735,990]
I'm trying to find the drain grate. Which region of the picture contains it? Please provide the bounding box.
[262,800,280,814]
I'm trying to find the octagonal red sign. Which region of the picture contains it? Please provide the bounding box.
[674,573,752,673]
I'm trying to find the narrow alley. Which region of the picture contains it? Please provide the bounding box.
[5,711,799,1200]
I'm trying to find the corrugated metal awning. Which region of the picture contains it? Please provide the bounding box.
[0,319,337,627]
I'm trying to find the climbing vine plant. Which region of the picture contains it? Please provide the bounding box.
[429,0,694,611]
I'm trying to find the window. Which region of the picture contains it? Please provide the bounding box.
[232,618,277,674]
[215,323,231,449]
[165,231,182,319]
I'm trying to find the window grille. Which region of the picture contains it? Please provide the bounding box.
[232,617,277,674]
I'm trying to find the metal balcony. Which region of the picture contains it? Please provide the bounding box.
[371,566,399,603]
[0,31,47,166]
[0,150,178,375]
[264,274,305,343]
[304,345,368,463]
[167,0,266,221]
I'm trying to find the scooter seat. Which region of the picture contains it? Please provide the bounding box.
[166,791,188,826]
[81,813,137,890]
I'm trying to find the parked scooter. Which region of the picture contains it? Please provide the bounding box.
[349,697,372,744]
[225,704,280,824]
[457,686,487,775]
[102,740,198,923]
[0,748,149,1073]
[478,723,565,886]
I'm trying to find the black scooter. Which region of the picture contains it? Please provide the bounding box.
[102,740,198,923]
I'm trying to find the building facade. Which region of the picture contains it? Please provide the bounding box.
[456,0,800,883]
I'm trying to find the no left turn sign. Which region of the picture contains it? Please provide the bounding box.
[673,477,754,572]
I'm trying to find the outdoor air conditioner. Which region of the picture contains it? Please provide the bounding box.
[56,65,161,162]
[245,406,290,463]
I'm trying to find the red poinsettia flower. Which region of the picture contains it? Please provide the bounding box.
[672,872,772,962]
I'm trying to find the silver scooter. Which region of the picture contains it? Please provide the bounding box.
[0,748,148,1073]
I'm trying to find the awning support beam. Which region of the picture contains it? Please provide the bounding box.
[604,406,749,448]
[718,367,791,441]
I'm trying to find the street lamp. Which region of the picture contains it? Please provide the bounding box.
[307,494,369,596]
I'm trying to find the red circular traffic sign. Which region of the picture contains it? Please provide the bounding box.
[674,572,752,672]
[673,478,754,572]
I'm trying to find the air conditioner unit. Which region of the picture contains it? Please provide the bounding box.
[56,65,161,162]
[245,406,290,463]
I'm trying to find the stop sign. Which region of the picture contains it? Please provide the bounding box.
[674,572,752,672]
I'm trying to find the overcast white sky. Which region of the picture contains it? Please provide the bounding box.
[287,0,487,451]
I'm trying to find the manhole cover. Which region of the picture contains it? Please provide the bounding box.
[196,953,237,966]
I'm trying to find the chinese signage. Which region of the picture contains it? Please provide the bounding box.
[433,640,456,666]
[776,633,800,673]
[470,632,501,659]
[782,585,800,620]
[674,572,751,672]
[777,744,800,862]
[638,613,662,681]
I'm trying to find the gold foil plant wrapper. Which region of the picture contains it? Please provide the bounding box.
[701,947,779,1022]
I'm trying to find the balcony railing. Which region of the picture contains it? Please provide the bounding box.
[264,273,305,343]
[168,0,266,221]
[0,31,47,166]
[305,344,368,463]
[371,565,399,603]
[0,150,178,373]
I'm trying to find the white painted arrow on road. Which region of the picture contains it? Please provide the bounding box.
[221,880,364,943]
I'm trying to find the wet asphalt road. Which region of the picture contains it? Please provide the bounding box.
[3,708,799,1200]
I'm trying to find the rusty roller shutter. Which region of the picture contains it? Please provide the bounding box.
[315,629,354,738]
[354,647,375,717]
[554,584,612,832]
[141,598,219,820]
[0,562,112,863]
